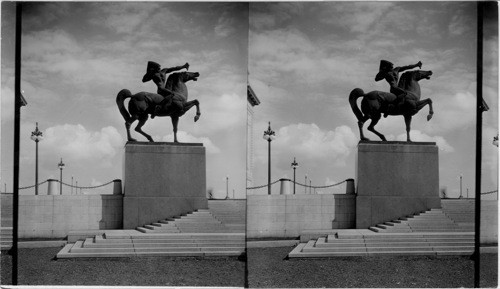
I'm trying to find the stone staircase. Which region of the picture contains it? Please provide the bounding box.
[1,226,13,251]
[289,231,474,257]
[57,231,245,258]
[57,200,246,258]
[1,194,13,252]
[289,204,475,258]
[369,208,474,233]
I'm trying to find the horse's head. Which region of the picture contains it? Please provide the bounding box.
[415,70,432,81]
[178,71,200,83]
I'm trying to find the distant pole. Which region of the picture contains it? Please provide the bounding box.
[58,158,65,195]
[226,175,229,199]
[459,174,463,198]
[71,176,73,194]
[305,175,307,194]
[291,157,298,194]
[309,180,312,194]
[474,2,484,287]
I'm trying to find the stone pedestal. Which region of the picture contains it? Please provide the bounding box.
[123,142,207,229]
[356,141,440,229]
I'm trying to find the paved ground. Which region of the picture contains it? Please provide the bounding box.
[247,246,498,288]
[1,247,245,286]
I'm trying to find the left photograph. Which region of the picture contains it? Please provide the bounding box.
[1,2,248,286]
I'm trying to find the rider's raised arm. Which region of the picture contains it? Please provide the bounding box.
[161,62,189,74]
[396,61,422,73]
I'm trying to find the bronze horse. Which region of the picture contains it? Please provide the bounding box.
[349,70,433,142]
[116,71,201,142]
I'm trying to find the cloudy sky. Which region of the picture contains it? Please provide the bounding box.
[1,2,249,198]
[248,2,498,198]
[1,2,498,201]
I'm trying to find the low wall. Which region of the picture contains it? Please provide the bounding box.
[247,194,355,238]
[17,195,123,239]
[480,201,498,244]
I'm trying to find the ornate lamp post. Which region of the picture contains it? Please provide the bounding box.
[263,122,276,195]
[291,157,298,194]
[30,122,43,195]
[58,158,65,195]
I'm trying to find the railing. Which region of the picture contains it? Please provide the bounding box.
[15,179,121,195]
[247,178,353,195]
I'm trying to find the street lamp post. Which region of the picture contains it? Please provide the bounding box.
[459,174,463,199]
[305,174,308,194]
[263,122,276,195]
[30,122,43,195]
[58,158,65,195]
[291,158,298,194]
[226,175,229,199]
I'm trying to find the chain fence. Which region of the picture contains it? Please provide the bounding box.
[18,179,116,194]
[247,178,349,195]
[480,189,498,195]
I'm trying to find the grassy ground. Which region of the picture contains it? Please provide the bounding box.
[1,247,246,286]
[2,246,498,288]
[247,246,498,288]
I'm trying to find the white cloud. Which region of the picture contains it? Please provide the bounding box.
[255,123,358,166]
[395,130,454,152]
[42,124,123,166]
[161,131,221,154]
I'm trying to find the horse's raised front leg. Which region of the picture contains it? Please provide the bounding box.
[171,116,179,143]
[416,98,433,121]
[183,100,201,122]
[404,114,412,142]
[367,114,387,141]
[134,114,154,142]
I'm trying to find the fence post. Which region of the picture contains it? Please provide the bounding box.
[346,178,355,195]
[46,179,57,195]
[279,178,291,195]
[113,179,122,195]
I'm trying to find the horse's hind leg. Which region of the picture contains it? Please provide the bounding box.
[367,114,387,141]
[134,114,154,142]
[125,116,138,142]
[171,116,179,143]
[358,115,370,141]
[404,115,412,142]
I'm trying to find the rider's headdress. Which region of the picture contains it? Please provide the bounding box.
[142,61,161,82]
[375,60,394,81]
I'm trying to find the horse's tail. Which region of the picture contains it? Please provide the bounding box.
[349,88,365,121]
[116,89,133,123]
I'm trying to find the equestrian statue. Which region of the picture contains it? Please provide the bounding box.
[117,61,201,143]
[349,60,433,142]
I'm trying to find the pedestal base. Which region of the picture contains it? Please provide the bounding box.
[355,141,440,229]
[123,142,207,229]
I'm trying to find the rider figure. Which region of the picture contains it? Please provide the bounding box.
[142,61,189,118]
[375,60,422,117]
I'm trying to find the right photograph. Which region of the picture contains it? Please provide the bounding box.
[246,2,498,288]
